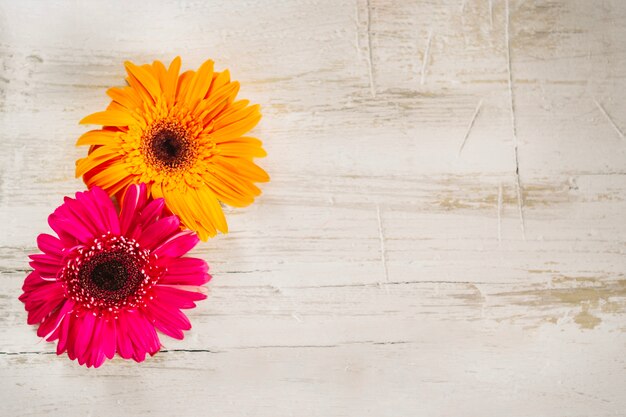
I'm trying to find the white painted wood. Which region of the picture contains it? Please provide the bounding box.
[1,0,625,415]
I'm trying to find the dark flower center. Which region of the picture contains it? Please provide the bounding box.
[151,129,187,168]
[90,259,128,291]
[79,251,144,302]
[143,121,195,171]
[60,233,164,312]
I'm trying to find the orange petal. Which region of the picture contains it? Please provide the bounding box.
[164,56,182,104]
[83,162,135,197]
[186,59,214,105]
[218,157,269,182]
[216,141,267,158]
[106,101,128,113]
[152,61,169,98]
[176,70,194,103]
[76,130,119,147]
[210,110,261,141]
[84,163,131,190]
[205,172,256,207]
[211,162,263,196]
[206,70,231,98]
[80,109,136,126]
[149,181,164,199]
[106,87,143,111]
[107,175,136,198]
[197,82,239,123]
[207,99,249,128]
[124,61,162,102]
[76,148,122,178]
[212,103,259,131]
[216,136,263,147]
[125,69,155,105]
[193,186,228,234]
[163,186,217,238]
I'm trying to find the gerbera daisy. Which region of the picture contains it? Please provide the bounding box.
[76,57,268,240]
[19,184,210,368]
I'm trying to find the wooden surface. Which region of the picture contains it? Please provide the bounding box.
[1,0,625,415]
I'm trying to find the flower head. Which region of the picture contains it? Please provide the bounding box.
[76,57,269,240]
[19,184,210,368]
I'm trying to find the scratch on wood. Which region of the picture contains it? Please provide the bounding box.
[354,1,361,52]
[365,0,376,98]
[270,284,283,294]
[488,0,494,28]
[497,183,503,242]
[505,0,526,240]
[420,30,433,85]
[376,205,389,284]
[513,167,525,239]
[593,98,625,140]
[458,99,483,156]
[569,388,612,404]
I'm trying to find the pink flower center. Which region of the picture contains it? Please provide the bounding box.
[60,233,164,313]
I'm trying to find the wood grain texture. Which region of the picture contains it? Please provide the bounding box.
[1,0,625,415]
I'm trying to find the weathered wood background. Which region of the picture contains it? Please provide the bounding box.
[1,0,625,415]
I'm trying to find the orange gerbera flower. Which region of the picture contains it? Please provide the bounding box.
[76,57,268,240]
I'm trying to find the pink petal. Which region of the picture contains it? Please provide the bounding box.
[115,313,134,359]
[75,312,96,360]
[87,318,106,368]
[132,348,147,363]
[159,257,211,286]
[37,234,64,258]
[47,219,78,247]
[128,198,166,240]
[145,298,191,340]
[141,316,161,353]
[22,284,65,325]
[123,310,161,361]
[62,195,100,237]
[21,271,49,292]
[103,317,117,360]
[28,255,62,279]
[92,349,106,368]
[164,256,209,275]
[138,216,181,250]
[56,311,73,355]
[37,300,73,339]
[48,213,93,245]
[28,265,60,279]
[153,285,207,309]
[27,265,60,280]
[138,198,166,228]
[45,302,73,342]
[124,311,148,352]
[75,190,109,235]
[29,253,62,266]
[153,231,199,258]
[89,187,120,235]
[21,282,63,303]
[119,183,145,235]
[65,313,82,360]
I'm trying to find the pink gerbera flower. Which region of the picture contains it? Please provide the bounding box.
[19,183,210,367]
